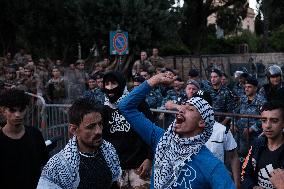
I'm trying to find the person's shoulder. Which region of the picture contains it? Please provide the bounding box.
[222,86,234,96]
[239,95,248,103]
[195,146,221,166]
[193,147,224,174]
[25,125,42,135]
[252,136,266,146]
[254,93,266,103]
[133,60,140,65]
[250,136,266,153]
[213,122,227,133]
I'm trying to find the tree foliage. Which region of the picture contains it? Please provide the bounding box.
[179,0,248,55]
[269,24,284,51]
[0,0,176,61]
[256,0,284,51]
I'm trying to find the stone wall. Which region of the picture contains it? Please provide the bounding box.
[163,53,284,82]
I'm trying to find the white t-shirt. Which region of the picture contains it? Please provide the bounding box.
[205,122,237,162]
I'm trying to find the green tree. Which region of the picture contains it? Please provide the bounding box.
[256,0,284,52]
[0,0,177,61]
[269,24,284,51]
[179,0,248,55]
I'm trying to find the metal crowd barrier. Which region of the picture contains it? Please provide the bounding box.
[23,93,263,157]
[25,93,70,154]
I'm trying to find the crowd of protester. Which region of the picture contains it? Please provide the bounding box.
[0,47,284,189]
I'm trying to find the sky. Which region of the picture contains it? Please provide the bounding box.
[249,0,258,13]
[176,0,258,12]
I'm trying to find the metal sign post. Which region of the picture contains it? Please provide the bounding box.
[109,28,129,71]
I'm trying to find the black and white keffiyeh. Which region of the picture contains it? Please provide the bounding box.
[154,97,215,189]
[39,136,121,188]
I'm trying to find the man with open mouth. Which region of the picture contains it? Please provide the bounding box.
[119,72,235,189]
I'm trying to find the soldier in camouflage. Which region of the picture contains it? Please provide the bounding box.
[3,67,18,89]
[149,48,165,69]
[83,73,105,105]
[136,70,162,109]
[232,72,249,100]
[187,68,211,91]
[235,76,266,158]
[132,51,154,77]
[259,64,284,102]
[208,69,236,124]
[45,66,67,104]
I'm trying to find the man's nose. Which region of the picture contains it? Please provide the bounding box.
[265,120,272,128]
[93,126,102,134]
[179,106,185,113]
[14,111,22,117]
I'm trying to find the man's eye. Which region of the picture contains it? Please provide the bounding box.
[9,108,16,112]
[271,119,279,123]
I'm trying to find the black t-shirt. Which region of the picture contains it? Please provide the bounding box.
[0,126,48,189]
[78,149,112,189]
[103,106,149,169]
[257,143,284,189]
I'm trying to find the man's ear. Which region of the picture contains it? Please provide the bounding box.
[69,124,78,136]
[199,119,206,128]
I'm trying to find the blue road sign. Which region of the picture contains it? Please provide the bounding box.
[110,31,129,55]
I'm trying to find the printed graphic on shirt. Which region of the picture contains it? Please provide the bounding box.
[171,164,196,189]
[109,110,131,133]
[258,164,274,189]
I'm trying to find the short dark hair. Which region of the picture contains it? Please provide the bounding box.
[245,76,258,87]
[260,100,284,118]
[240,72,249,79]
[0,89,30,109]
[161,67,174,74]
[188,69,199,77]
[69,98,104,126]
[221,73,228,78]
[211,69,222,77]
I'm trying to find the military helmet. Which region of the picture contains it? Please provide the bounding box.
[266,65,282,77]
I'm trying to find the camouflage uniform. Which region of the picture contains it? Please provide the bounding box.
[161,89,187,107]
[199,80,212,91]
[149,56,164,68]
[145,87,162,109]
[17,75,41,94]
[259,82,284,102]
[45,77,67,104]
[232,83,245,98]
[235,93,266,157]
[36,66,49,88]
[207,85,236,122]
[83,88,106,105]
[3,78,18,89]
[66,68,88,103]
[160,89,187,128]
[132,60,154,76]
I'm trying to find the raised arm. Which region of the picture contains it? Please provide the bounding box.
[118,73,176,150]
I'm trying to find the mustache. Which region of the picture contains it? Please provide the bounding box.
[93,134,102,140]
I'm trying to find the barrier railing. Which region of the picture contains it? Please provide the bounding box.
[24,93,70,153]
[23,94,263,157]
